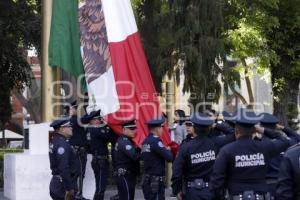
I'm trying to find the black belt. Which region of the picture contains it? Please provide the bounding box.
[92,154,108,159]
[113,168,131,176]
[72,146,86,152]
[144,174,165,182]
[230,191,270,200]
[187,179,209,189]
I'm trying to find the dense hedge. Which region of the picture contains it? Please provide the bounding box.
[0,148,23,188]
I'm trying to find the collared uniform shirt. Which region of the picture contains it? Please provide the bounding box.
[277,143,300,200]
[69,115,88,147]
[210,133,290,198]
[49,133,80,190]
[87,125,118,156]
[171,132,235,195]
[141,133,173,176]
[114,135,140,174]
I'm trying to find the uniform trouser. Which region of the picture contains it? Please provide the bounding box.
[266,181,276,200]
[116,174,136,200]
[49,176,76,200]
[91,157,109,200]
[76,149,87,197]
[142,176,165,200]
[184,187,213,200]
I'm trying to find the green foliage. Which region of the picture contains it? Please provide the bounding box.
[267,0,300,79]
[0,0,40,128]
[222,0,279,99]
[135,0,225,107]
[287,102,299,130]
[134,0,177,92]
[173,0,225,106]
[266,0,300,122]
[134,0,299,118]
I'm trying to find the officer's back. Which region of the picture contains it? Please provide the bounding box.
[171,113,235,200]
[210,110,290,199]
[277,143,300,200]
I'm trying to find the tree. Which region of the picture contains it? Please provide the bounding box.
[220,0,278,109]
[134,0,177,92]
[134,0,225,111]
[0,0,41,133]
[266,0,300,125]
[219,0,300,126]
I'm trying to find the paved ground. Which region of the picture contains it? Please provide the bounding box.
[0,188,175,200]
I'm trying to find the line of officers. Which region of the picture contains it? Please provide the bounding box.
[48,103,300,200]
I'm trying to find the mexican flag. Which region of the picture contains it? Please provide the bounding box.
[48,0,173,147]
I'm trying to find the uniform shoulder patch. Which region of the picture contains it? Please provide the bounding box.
[125,145,132,150]
[49,144,54,154]
[57,147,65,155]
[158,141,164,148]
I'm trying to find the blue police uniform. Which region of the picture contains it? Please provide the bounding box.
[180,119,194,145]
[113,120,140,200]
[69,109,89,199]
[141,117,173,200]
[210,111,290,200]
[84,110,118,200]
[171,113,235,200]
[222,111,236,128]
[276,143,300,200]
[258,113,300,199]
[181,134,193,145]
[49,119,80,200]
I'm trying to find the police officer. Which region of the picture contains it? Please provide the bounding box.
[171,113,235,200]
[181,118,196,145]
[222,111,236,130]
[113,120,140,200]
[276,143,300,199]
[257,112,300,199]
[141,116,173,200]
[84,110,118,200]
[210,110,290,200]
[49,118,80,200]
[208,110,236,138]
[68,101,89,200]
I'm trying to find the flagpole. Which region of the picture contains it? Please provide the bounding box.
[166,81,175,187]
[41,0,61,122]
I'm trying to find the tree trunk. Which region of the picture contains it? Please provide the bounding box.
[13,90,41,123]
[12,69,42,123]
[271,57,299,125]
[242,59,255,109]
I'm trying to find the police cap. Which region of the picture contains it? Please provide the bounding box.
[81,109,102,123]
[259,112,279,125]
[70,100,77,108]
[121,119,137,129]
[235,109,259,126]
[222,111,236,124]
[146,116,165,127]
[50,118,72,130]
[190,113,214,126]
